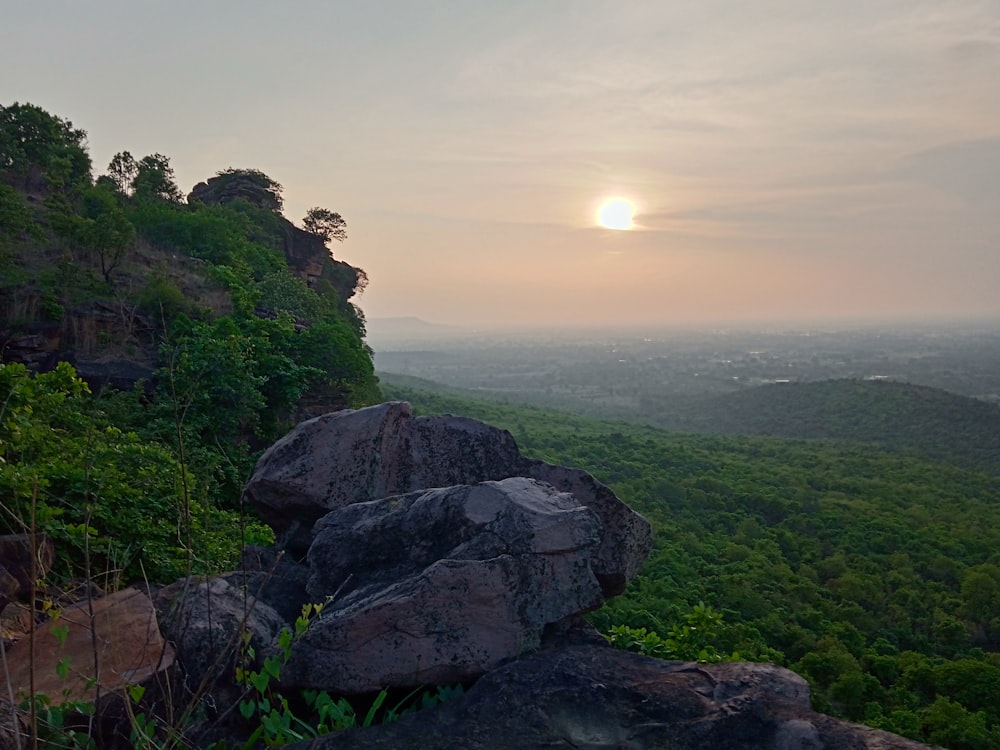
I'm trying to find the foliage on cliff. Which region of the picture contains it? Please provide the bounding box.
[383,379,1000,750]
[1,102,380,573]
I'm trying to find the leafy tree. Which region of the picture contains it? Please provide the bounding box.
[132,152,183,203]
[303,206,347,244]
[78,181,136,280]
[961,564,1000,644]
[257,269,325,320]
[0,362,260,581]
[920,697,997,750]
[0,182,40,248]
[105,150,138,195]
[0,102,91,191]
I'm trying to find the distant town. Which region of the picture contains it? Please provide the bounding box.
[370,320,1000,424]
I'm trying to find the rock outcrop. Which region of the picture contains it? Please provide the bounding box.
[281,478,605,692]
[152,401,649,694]
[187,171,362,296]
[297,645,934,750]
[149,402,935,750]
[0,299,158,388]
[244,401,652,596]
[187,172,283,213]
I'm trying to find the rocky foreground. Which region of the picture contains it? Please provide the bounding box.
[2,402,935,748]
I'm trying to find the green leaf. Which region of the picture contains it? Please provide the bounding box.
[239,699,256,720]
[363,688,388,727]
[263,654,282,680]
[250,671,270,695]
[51,623,70,646]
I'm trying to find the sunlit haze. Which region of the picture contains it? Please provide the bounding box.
[597,198,636,231]
[4,2,999,329]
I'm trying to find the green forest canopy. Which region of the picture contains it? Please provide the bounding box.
[383,380,1000,750]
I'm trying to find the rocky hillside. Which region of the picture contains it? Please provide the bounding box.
[1,101,380,513]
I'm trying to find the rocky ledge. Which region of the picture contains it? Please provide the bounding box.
[300,645,934,750]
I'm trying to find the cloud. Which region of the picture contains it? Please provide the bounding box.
[893,138,1000,202]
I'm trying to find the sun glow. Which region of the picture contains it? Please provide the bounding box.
[597,198,636,230]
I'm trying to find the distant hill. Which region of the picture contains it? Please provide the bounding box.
[669,379,1000,475]
[379,372,1000,476]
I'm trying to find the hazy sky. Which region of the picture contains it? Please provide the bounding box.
[3,1,999,328]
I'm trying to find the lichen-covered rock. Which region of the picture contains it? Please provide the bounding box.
[244,401,652,596]
[155,573,287,705]
[280,478,604,693]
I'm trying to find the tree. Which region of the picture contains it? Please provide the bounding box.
[303,206,347,244]
[106,150,138,195]
[0,102,91,191]
[0,183,40,247]
[132,152,183,203]
[79,181,136,281]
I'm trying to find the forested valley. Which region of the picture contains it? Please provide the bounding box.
[383,378,1000,750]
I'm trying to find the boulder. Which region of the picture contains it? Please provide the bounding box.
[155,572,288,706]
[296,644,936,750]
[281,478,605,693]
[187,172,282,213]
[521,462,648,595]
[3,587,173,702]
[240,546,312,624]
[244,401,652,596]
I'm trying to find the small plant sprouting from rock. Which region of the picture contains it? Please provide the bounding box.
[223,602,464,748]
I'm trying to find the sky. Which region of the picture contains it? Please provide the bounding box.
[3,1,999,329]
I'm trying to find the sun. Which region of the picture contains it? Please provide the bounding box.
[597,198,636,230]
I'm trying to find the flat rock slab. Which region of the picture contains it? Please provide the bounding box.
[282,478,605,693]
[4,587,173,702]
[296,644,937,750]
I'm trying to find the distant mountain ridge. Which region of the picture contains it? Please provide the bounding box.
[378,372,1000,476]
[671,379,1000,475]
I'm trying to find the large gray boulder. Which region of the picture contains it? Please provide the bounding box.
[295,644,937,750]
[280,478,606,693]
[244,401,651,596]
